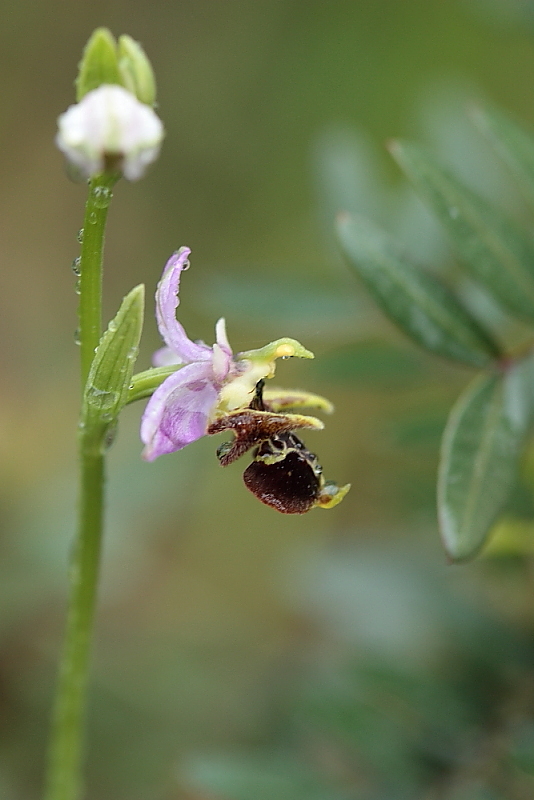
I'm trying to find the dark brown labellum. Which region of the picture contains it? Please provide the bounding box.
[209,379,349,513]
[243,433,323,514]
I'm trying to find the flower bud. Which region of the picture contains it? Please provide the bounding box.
[118,35,157,107]
[56,84,164,180]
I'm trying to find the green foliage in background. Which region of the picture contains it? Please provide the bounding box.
[337,106,534,562]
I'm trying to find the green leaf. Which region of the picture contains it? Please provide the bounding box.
[337,213,500,367]
[83,284,144,434]
[389,140,534,322]
[76,28,122,101]
[471,104,534,213]
[438,360,532,562]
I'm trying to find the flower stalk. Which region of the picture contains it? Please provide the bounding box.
[78,173,118,386]
[44,176,115,800]
[45,180,146,800]
[44,441,105,800]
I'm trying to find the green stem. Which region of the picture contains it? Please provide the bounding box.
[44,441,104,800]
[44,173,117,800]
[79,174,118,387]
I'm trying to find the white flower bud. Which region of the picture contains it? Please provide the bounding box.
[56,84,164,180]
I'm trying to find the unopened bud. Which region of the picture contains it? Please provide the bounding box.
[56,84,164,181]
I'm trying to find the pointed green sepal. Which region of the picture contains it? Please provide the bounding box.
[82,284,145,437]
[118,35,157,106]
[76,28,122,101]
[238,338,314,363]
[217,338,314,411]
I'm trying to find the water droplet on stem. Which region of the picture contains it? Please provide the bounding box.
[86,386,119,410]
[91,185,113,209]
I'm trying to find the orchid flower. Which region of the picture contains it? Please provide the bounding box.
[141,248,350,512]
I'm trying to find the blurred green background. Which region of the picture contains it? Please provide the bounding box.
[5,1,534,798]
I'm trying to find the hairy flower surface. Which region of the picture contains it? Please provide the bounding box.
[56,84,163,180]
[141,248,350,511]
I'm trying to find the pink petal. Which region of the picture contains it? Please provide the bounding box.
[215,317,232,356]
[155,248,212,364]
[141,361,218,461]
[211,343,233,383]
[152,345,181,368]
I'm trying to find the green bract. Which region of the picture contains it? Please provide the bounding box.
[118,35,157,107]
[76,28,121,101]
[82,284,145,443]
